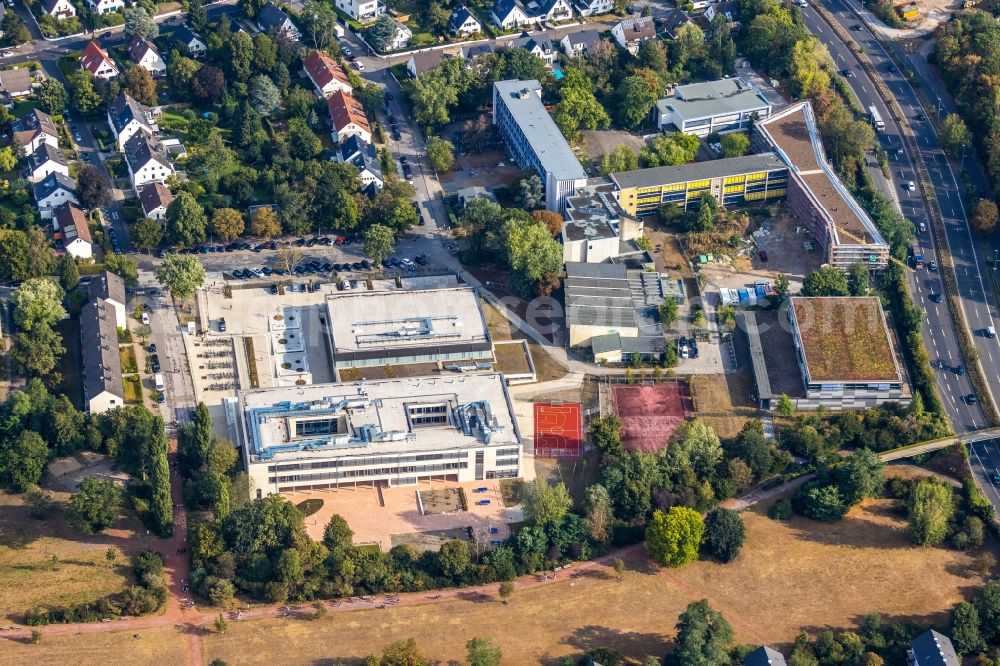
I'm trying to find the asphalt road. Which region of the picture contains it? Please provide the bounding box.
[801,3,991,432]
[968,438,1000,513]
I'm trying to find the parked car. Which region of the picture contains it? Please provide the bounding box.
[150,355,160,372]
[141,312,150,325]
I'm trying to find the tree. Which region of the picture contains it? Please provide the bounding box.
[972,199,999,234]
[188,0,208,32]
[123,65,157,105]
[720,132,750,158]
[286,118,321,159]
[672,599,734,666]
[165,192,208,247]
[498,581,513,604]
[300,1,340,48]
[2,11,31,45]
[211,208,245,242]
[0,146,15,172]
[275,247,303,273]
[978,581,1000,644]
[517,174,544,210]
[503,217,563,298]
[659,297,679,326]
[37,79,68,113]
[192,65,226,103]
[381,638,426,666]
[847,261,870,296]
[521,478,572,527]
[363,224,394,266]
[834,448,884,506]
[58,254,79,292]
[67,71,102,114]
[438,539,470,579]
[584,484,613,543]
[366,15,398,52]
[777,394,795,417]
[466,636,501,666]
[156,254,206,302]
[250,207,281,239]
[77,165,113,209]
[802,266,850,296]
[1,431,49,492]
[951,602,985,654]
[426,136,454,172]
[132,217,163,251]
[168,55,201,100]
[939,113,970,157]
[104,254,139,286]
[796,482,847,522]
[250,75,281,117]
[616,72,660,129]
[124,6,158,39]
[908,479,954,546]
[640,133,700,168]
[14,278,66,331]
[531,210,563,237]
[10,324,63,378]
[600,145,639,175]
[645,507,704,567]
[554,68,610,140]
[67,478,122,534]
[702,508,745,563]
[0,230,30,280]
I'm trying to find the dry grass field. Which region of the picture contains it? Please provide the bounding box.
[0,490,137,618]
[690,373,758,438]
[201,499,993,665]
[0,624,186,665]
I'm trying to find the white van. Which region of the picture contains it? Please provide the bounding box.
[154,373,165,391]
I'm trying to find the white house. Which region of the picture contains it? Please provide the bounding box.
[327,90,372,143]
[338,135,383,193]
[406,50,447,77]
[33,172,78,220]
[41,0,76,19]
[449,5,482,36]
[108,92,158,150]
[12,108,59,156]
[491,0,531,29]
[303,49,352,98]
[535,0,574,21]
[80,41,119,79]
[388,21,412,50]
[139,182,174,221]
[54,203,93,260]
[560,29,602,57]
[27,143,69,182]
[124,131,175,189]
[89,271,127,331]
[511,32,558,65]
[573,0,613,16]
[334,0,385,22]
[128,35,167,77]
[172,26,207,57]
[611,15,656,54]
[81,298,124,414]
[257,2,301,40]
[86,0,124,13]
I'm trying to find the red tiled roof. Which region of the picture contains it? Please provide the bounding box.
[303,50,350,94]
[55,203,92,245]
[80,41,117,76]
[327,90,370,135]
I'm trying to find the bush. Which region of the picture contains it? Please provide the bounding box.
[701,508,746,562]
[768,498,792,520]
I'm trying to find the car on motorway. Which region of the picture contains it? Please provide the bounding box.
[956,365,965,376]
[850,23,862,30]
[929,293,943,303]
[905,181,915,191]
[928,260,938,271]
[840,69,854,78]
[966,394,979,405]
[914,112,925,121]
[993,472,1000,484]
[385,92,394,101]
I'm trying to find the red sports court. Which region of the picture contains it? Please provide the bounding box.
[533,402,583,458]
[612,382,690,453]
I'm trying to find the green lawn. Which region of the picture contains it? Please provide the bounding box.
[57,54,80,78]
[10,100,39,118]
[123,375,142,404]
[119,345,138,374]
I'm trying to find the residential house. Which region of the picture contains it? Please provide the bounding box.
[660,8,692,38]
[560,29,602,57]
[387,20,412,50]
[89,270,127,330]
[533,0,574,21]
[511,32,557,65]
[406,50,448,78]
[461,43,495,60]
[909,630,959,666]
[12,108,59,156]
[80,41,119,79]
[81,298,124,414]
[744,646,787,666]
[455,186,496,208]
[0,68,34,104]
[450,5,483,36]
[705,1,739,24]
[108,91,158,150]
[338,135,383,193]
[41,0,76,19]
[86,0,124,13]
[257,2,301,41]
[327,90,372,143]
[334,0,385,22]
[123,131,175,189]
[27,143,69,182]
[139,182,174,221]
[54,203,93,260]
[573,0,612,16]
[491,0,531,29]
[303,49,352,98]
[33,172,78,220]
[128,35,167,77]
[611,15,656,53]
[171,25,207,57]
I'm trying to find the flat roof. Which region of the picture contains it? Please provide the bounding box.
[326,286,492,362]
[610,152,787,190]
[790,297,899,383]
[493,79,587,182]
[658,77,771,121]
[740,310,806,399]
[758,103,886,247]
[240,373,520,462]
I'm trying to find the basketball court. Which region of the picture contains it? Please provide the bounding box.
[533,402,583,458]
